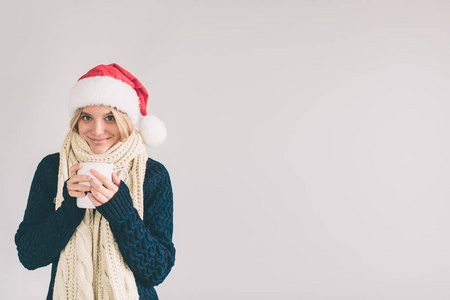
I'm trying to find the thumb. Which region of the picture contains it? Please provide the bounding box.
[112,172,121,186]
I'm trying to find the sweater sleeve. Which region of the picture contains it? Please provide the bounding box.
[15,154,86,270]
[96,160,175,287]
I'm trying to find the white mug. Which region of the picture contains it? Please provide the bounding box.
[76,163,129,209]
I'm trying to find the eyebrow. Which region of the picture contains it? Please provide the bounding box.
[80,111,113,116]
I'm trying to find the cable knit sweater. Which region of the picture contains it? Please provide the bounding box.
[15,153,175,300]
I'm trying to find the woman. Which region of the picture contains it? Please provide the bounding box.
[15,64,175,300]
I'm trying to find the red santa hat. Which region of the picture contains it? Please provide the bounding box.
[69,63,167,147]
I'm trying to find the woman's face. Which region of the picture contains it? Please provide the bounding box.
[77,105,121,154]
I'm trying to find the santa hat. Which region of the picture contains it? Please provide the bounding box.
[69,63,167,147]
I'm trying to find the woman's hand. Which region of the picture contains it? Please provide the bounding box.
[67,163,92,198]
[87,169,121,207]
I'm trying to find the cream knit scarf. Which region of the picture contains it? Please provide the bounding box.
[53,130,148,300]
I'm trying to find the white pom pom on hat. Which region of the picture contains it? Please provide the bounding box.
[69,63,167,147]
[139,114,167,147]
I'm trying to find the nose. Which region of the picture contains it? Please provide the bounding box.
[92,120,105,136]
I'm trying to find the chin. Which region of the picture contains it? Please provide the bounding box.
[90,145,110,154]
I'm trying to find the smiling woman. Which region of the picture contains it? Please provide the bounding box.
[15,64,175,300]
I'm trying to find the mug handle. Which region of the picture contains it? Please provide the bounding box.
[114,168,129,184]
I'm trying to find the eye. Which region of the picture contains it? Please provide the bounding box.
[81,115,91,121]
[105,115,115,121]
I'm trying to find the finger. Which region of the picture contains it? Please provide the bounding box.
[90,169,116,190]
[89,177,106,191]
[112,172,121,186]
[89,186,109,205]
[89,179,107,195]
[69,163,83,177]
[68,183,91,193]
[67,177,91,188]
[87,192,104,207]
[68,174,91,185]
[90,179,114,201]
[69,191,86,198]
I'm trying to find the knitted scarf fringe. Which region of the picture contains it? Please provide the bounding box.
[53,130,147,300]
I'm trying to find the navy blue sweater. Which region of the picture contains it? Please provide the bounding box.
[15,153,175,299]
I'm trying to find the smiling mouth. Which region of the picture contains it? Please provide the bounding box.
[89,137,110,144]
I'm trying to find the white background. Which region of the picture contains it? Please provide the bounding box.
[2,0,450,299]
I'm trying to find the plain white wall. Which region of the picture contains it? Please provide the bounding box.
[2,0,450,299]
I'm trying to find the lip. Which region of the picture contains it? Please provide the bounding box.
[89,137,110,144]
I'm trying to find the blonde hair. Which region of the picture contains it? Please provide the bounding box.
[70,106,134,142]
